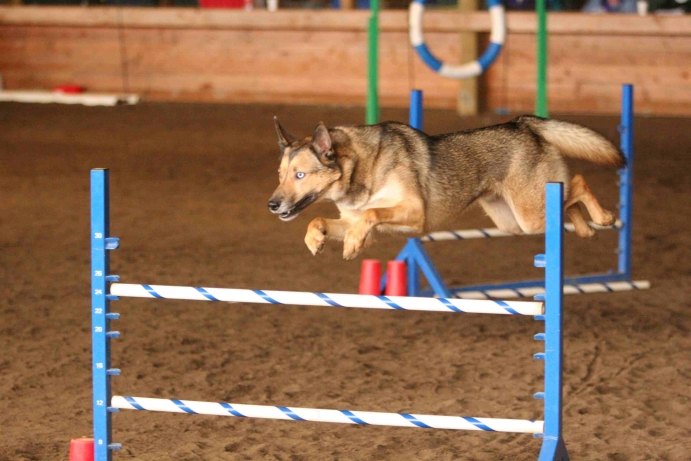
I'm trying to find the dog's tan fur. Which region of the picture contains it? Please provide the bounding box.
[268,116,623,259]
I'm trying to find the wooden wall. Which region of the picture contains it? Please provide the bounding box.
[0,7,689,115]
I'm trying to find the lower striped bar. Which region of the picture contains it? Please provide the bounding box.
[111,396,543,434]
[109,284,543,316]
[454,280,650,300]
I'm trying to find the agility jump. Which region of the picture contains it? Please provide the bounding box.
[92,169,569,460]
[389,85,649,300]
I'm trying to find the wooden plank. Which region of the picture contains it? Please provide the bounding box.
[1,7,690,36]
[456,0,478,116]
[0,24,689,115]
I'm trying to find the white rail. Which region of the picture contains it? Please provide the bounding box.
[422,220,622,242]
[112,396,544,434]
[109,283,544,316]
[454,280,651,300]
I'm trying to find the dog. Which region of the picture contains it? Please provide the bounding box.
[268,116,624,260]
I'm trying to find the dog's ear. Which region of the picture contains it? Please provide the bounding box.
[274,116,297,152]
[312,122,334,162]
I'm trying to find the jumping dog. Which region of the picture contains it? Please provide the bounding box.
[268,117,623,260]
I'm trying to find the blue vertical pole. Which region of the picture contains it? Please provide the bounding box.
[407,90,424,296]
[410,90,423,131]
[407,255,420,297]
[617,84,634,279]
[91,169,112,461]
[91,169,121,460]
[538,182,569,461]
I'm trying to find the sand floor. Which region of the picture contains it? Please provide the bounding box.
[0,102,689,460]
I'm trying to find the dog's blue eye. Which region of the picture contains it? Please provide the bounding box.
[296,172,305,179]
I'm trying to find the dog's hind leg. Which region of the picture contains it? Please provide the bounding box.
[478,196,523,234]
[566,203,596,238]
[565,174,617,227]
[500,180,547,235]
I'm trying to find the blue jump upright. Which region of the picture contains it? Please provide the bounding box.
[537,183,570,461]
[91,169,121,461]
[91,169,569,459]
[393,85,648,299]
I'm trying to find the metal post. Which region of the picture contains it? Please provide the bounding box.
[407,90,423,296]
[365,0,380,124]
[91,169,121,460]
[537,183,569,460]
[409,89,423,130]
[617,84,634,278]
[535,0,548,118]
[91,169,112,461]
[407,257,420,297]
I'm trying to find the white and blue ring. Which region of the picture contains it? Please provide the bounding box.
[409,0,505,79]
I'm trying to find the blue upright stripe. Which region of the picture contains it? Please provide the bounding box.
[401,414,432,428]
[220,402,246,418]
[462,416,495,431]
[124,396,146,411]
[438,297,463,313]
[253,290,280,304]
[377,296,406,310]
[479,229,491,237]
[171,399,197,414]
[494,299,520,315]
[451,231,464,240]
[413,44,443,72]
[277,406,306,421]
[196,287,220,301]
[142,284,163,299]
[340,410,369,425]
[316,293,343,307]
[477,42,503,71]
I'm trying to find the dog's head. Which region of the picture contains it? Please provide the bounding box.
[268,118,342,221]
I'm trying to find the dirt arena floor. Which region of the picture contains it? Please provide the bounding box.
[0,101,689,461]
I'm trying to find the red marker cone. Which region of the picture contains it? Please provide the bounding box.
[385,261,407,297]
[359,260,381,295]
[69,438,94,461]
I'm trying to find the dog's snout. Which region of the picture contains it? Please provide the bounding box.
[268,200,281,212]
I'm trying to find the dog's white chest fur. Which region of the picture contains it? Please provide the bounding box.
[368,179,406,208]
[336,177,409,227]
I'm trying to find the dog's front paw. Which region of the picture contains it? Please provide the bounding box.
[305,226,326,256]
[343,230,365,260]
[305,219,327,255]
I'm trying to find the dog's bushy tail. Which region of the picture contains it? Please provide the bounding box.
[518,116,625,167]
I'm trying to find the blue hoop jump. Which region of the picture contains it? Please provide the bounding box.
[409,0,506,79]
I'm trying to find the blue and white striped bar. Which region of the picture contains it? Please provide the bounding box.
[454,280,651,300]
[409,0,505,79]
[111,396,543,434]
[109,283,543,316]
[422,220,622,242]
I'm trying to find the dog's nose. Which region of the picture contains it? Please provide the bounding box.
[268,200,281,212]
